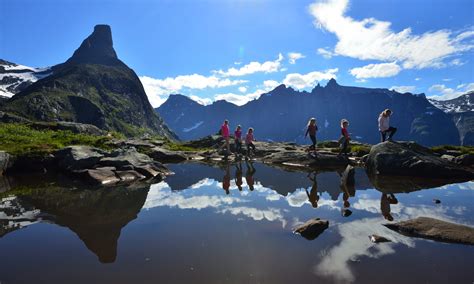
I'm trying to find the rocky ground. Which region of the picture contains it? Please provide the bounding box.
[1,134,473,185]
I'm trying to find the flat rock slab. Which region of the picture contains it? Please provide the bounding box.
[148,147,188,163]
[384,217,474,245]
[294,218,329,240]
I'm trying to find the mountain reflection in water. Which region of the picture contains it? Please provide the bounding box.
[0,162,473,283]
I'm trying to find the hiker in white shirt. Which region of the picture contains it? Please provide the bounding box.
[378,109,397,142]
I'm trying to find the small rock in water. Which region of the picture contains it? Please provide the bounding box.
[294,218,329,240]
[433,199,441,204]
[369,234,391,243]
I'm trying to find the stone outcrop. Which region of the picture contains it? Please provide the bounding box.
[385,217,474,245]
[365,141,473,179]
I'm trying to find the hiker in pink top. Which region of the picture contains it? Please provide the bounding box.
[245,127,256,157]
[221,119,230,153]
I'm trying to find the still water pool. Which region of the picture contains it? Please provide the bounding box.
[1,162,473,283]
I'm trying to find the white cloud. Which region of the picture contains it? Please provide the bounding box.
[288,52,305,64]
[349,62,401,79]
[214,54,284,77]
[390,85,416,93]
[415,77,422,81]
[238,86,247,93]
[442,78,453,82]
[317,47,334,59]
[282,68,338,89]
[139,75,246,107]
[263,80,280,89]
[309,0,474,69]
[428,82,474,100]
[214,89,265,106]
[189,95,212,105]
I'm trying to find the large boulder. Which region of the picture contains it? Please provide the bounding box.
[98,148,154,169]
[294,218,329,240]
[365,141,474,179]
[55,146,107,171]
[0,151,12,175]
[147,147,188,163]
[385,217,474,245]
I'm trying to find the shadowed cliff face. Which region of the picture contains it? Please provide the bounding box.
[2,25,176,138]
[157,80,459,146]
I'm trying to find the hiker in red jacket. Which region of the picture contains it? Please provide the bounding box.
[221,119,230,154]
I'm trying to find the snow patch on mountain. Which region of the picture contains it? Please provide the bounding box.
[0,60,51,97]
[183,121,204,132]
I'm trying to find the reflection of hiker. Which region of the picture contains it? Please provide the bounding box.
[306,172,319,208]
[235,162,243,191]
[378,109,397,142]
[223,163,231,194]
[245,161,256,191]
[341,190,352,217]
[221,119,230,154]
[234,125,242,155]
[338,119,351,157]
[245,127,256,158]
[381,193,398,221]
[305,118,318,151]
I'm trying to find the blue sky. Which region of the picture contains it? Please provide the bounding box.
[1,0,473,106]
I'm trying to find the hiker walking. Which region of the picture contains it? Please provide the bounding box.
[220,119,230,154]
[338,119,350,157]
[245,127,256,158]
[234,125,242,155]
[305,118,318,152]
[378,109,397,142]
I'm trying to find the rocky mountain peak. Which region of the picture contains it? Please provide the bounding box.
[325,78,339,88]
[63,24,120,67]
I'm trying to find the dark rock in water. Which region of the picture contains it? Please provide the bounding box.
[369,234,391,243]
[384,217,474,245]
[368,173,466,194]
[115,170,146,182]
[340,165,355,189]
[0,151,12,175]
[78,167,120,185]
[147,147,188,163]
[454,154,474,167]
[55,146,106,171]
[433,199,441,204]
[365,141,474,179]
[294,218,329,240]
[341,208,353,217]
[134,164,164,178]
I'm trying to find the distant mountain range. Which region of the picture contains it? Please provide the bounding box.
[430,92,474,145]
[157,80,466,146]
[0,25,175,138]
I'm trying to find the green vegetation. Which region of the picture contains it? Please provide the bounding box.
[431,145,474,155]
[0,123,113,156]
[350,145,372,156]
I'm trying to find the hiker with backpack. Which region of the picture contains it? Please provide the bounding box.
[378,109,397,142]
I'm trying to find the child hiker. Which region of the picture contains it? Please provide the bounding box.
[338,119,350,157]
[220,119,230,154]
[245,127,256,158]
[234,125,242,155]
[304,118,318,151]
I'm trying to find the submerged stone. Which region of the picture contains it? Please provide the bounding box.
[294,218,329,240]
[384,217,474,245]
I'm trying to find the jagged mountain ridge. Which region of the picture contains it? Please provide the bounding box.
[430,92,474,145]
[1,25,175,138]
[157,79,460,146]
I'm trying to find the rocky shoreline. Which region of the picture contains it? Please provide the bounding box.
[1,135,473,186]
